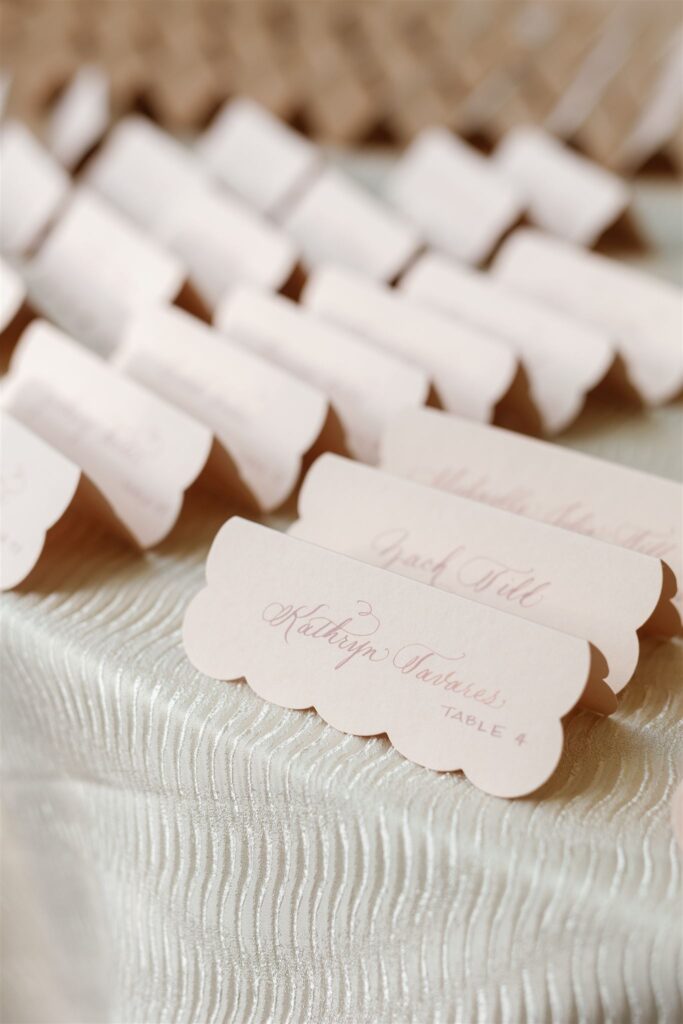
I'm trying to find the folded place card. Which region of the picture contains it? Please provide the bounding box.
[47,65,110,170]
[183,517,610,799]
[381,409,683,612]
[23,189,187,357]
[292,455,678,696]
[399,252,615,433]
[616,32,683,171]
[197,97,322,217]
[303,265,519,425]
[493,126,630,246]
[215,286,429,464]
[0,412,80,590]
[115,304,329,512]
[2,321,212,548]
[0,121,70,255]
[86,116,299,309]
[493,229,683,406]
[278,167,421,282]
[0,257,26,341]
[386,127,524,265]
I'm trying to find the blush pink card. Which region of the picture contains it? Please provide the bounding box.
[0,412,80,589]
[278,167,420,282]
[115,304,329,512]
[197,97,321,217]
[23,189,187,357]
[291,455,679,697]
[493,228,683,406]
[386,127,524,265]
[399,252,615,434]
[381,410,683,613]
[2,321,212,548]
[303,265,519,426]
[493,126,630,246]
[183,517,610,798]
[215,286,428,464]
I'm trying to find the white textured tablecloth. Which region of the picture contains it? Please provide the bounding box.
[1,172,682,1024]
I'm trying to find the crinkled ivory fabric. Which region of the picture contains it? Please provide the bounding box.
[1,177,683,1024]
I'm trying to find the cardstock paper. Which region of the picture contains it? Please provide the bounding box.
[292,455,678,696]
[399,252,615,433]
[23,189,186,356]
[278,167,420,282]
[0,121,70,255]
[0,258,26,337]
[2,321,212,548]
[0,412,80,589]
[303,266,518,425]
[386,127,524,265]
[115,304,329,512]
[493,229,683,405]
[197,97,321,216]
[493,126,630,246]
[183,517,608,799]
[617,33,683,171]
[215,286,429,464]
[47,65,110,170]
[381,409,683,612]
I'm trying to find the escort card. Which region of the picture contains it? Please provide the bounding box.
[86,116,299,308]
[215,286,429,464]
[23,189,187,356]
[493,229,683,405]
[291,455,678,696]
[47,65,110,170]
[381,409,683,611]
[399,252,615,433]
[0,121,70,255]
[278,167,421,282]
[493,126,630,246]
[115,305,330,512]
[2,321,212,548]
[197,97,321,216]
[183,517,611,798]
[0,258,27,341]
[0,412,80,589]
[386,127,524,265]
[303,265,522,425]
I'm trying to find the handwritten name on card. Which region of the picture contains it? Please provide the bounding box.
[399,252,614,434]
[183,518,610,798]
[386,127,524,265]
[3,321,211,548]
[381,409,683,612]
[303,265,519,426]
[0,412,80,590]
[493,228,683,406]
[292,455,678,696]
[215,286,428,464]
[116,305,329,512]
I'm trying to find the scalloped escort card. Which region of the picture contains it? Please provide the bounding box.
[2,321,211,548]
[0,121,70,255]
[381,410,682,611]
[278,167,420,282]
[197,97,321,216]
[399,252,614,433]
[23,190,187,357]
[386,127,524,265]
[303,265,520,425]
[86,117,299,309]
[47,65,110,170]
[493,229,683,406]
[215,286,428,464]
[493,127,630,246]
[183,517,610,798]
[291,455,679,696]
[115,305,329,512]
[0,257,26,341]
[1,412,80,590]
